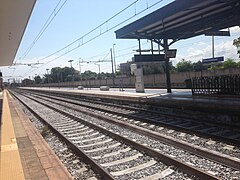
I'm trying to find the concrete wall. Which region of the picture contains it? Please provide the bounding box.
[37,68,240,89]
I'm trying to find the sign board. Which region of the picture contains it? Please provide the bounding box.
[165,49,177,58]
[202,56,224,64]
[133,54,165,62]
[205,31,230,36]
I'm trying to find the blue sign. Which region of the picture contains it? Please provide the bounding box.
[202,56,224,64]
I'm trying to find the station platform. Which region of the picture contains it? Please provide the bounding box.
[22,87,240,116]
[0,90,72,180]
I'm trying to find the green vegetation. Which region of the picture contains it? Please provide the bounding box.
[233,37,240,58]
[175,58,239,72]
[41,125,50,138]
[175,59,193,72]
[32,66,114,84]
[23,58,239,85]
[34,75,42,84]
[142,62,174,75]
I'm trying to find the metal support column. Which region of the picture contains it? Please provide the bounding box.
[163,39,172,93]
[151,40,154,54]
[138,39,141,55]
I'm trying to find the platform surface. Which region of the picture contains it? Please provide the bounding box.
[0,90,72,180]
[22,87,240,115]
[1,91,25,180]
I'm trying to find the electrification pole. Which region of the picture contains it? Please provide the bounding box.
[110,48,115,86]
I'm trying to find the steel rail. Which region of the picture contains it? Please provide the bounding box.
[13,91,221,180]
[22,89,240,135]
[29,92,240,171]
[10,90,115,180]
[25,90,240,146]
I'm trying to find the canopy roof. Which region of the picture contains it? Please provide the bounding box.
[0,0,36,66]
[115,0,240,41]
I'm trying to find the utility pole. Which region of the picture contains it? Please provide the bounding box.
[95,60,101,78]
[110,48,115,86]
[68,59,74,82]
[79,58,82,81]
[113,44,117,74]
[46,68,50,88]
[46,68,50,83]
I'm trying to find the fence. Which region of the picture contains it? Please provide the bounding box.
[192,75,240,95]
[28,68,240,89]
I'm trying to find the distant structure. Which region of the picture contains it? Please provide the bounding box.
[22,79,34,86]
[120,61,163,76]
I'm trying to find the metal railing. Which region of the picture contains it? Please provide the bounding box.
[192,75,240,95]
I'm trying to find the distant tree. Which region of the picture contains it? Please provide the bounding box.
[223,58,237,68]
[43,74,51,83]
[81,70,97,80]
[237,61,240,68]
[233,37,240,58]
[61,67,75,82]
[141,62,174,75]
[207,58,238,70]
[51,67,62,83]
[208,62,223,70]
[192,61,206,72]
[34,75,42,84]
[143,64,164,75]
[116,70,121,76]
[175,59,193,72]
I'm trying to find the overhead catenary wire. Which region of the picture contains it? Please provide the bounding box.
[32,0,164,64]
[15,0,68,78]
[23,31,240,78]
[18,0,68,61]
[23,0,166,78]
[22,3,240,78]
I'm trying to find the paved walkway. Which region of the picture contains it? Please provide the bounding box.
[0,90,72,180]
[0,90,25,180]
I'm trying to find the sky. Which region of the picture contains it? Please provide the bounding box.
[2,0,240,83]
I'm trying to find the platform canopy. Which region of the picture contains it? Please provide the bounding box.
[115,0,240,41]
[116,0,240,94]
[0,0,36,66]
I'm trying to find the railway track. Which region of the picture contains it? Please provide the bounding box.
[20,88,240,146]
[10,90,214,180]
[10,89,240,179]
[19,89,240,147]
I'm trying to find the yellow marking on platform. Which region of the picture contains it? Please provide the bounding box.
[1,90,25,180]
[7,91,13,99]
[11,138,17,142]
[1,143,18,152]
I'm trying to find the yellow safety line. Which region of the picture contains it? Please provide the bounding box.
[0,90,25,180]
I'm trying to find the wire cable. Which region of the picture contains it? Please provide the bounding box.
[18,0,68,61]
[22,0,165,78]
[22,1,240,78]
[36,0,164,64]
